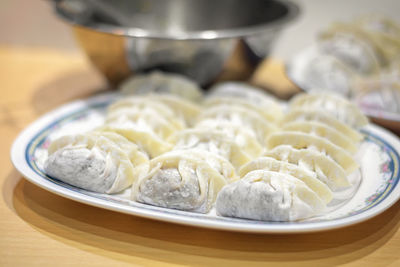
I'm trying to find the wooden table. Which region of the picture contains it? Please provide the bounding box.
[1,46,400,267]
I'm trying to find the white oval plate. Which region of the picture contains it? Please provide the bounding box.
[10,93,400,233]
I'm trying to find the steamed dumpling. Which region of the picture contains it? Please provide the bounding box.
[133,150,230,213]
[216,169,326,221]
[120,71,202,102]
[45,132,148,194]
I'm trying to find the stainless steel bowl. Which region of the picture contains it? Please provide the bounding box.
[53,0,299,86]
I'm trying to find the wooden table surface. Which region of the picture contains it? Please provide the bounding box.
[2,46,400,267]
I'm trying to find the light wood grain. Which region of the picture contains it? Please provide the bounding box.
[1,46,400,267]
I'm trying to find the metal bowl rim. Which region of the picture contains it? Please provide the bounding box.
[54,0,300,40]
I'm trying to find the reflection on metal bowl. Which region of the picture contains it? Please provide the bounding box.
[53,0,299,86]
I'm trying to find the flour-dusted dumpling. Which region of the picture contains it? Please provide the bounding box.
[216,169,326,221]
[133,150,229,213]
[197,105,278,146]
[120,71,203,102]
[239,157,333,204]
[281,108,364,142]
[282,121,357,154]
[149,94,202,127]
[267,131,359,173]
[107,96,185,129]
[264,145,350,190]
[209,82,280,108]
[168,129,251,169]
[289,93,369,128]
[204,96,283,122]
[106,107,179,141]
[298,51,358,96]
[96,125,172,158]
[318,29,382,75]
[195,119,263,158]
[45,133,148,194]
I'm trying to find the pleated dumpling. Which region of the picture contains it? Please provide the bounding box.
[107,96,185,129]
[195,119,263,158]
[95,125,172,158]
[267,131,359,173]
[216,170,326,221]
[197,105,278,145]
[282,121,357,154]
[209,82,281,108]
[168,129,251,169]
[281,108,364,142]
[319,26,383,74]
[133,150,230,213]
[45,132,148,194]
[289,93,369,128]
[120,71,202,102]
[204,96,283,123]
[264,145,350,190]
[149,94,202,127]
[239,157,333,204]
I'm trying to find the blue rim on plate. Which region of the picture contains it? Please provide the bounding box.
[10,93,400,233]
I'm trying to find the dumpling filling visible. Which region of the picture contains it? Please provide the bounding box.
[216,170,325,221]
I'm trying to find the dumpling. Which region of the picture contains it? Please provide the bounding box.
[281,108,364,142]
[293,51,357,97]
[107,96,185,129]
[239,156,333,204]
[216,169,326,221]
[196,105,278,146]
[133,150,229,213]
[264,145,350,190]
[289,93,369,128]
[106,107,179,141]
[282,121,357,154]
[119,71,203,102]
[45,132,148,194]
[267,131,359,173]
[195,119,263,158]
[95,125,172,158]
[318,28,382,74]
[168,129,251,169]
[149,94,202,127]
[203,96,283,122]
[209,82,281,109]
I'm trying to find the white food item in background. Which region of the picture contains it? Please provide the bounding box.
[289,92,369,128]
[195,119,263,158]
[216,170,325,221]
[45,133,148,194]
[134,150,229,213]
[267,131,359,174]
[239,156,333,204]
[318,32,381,75]
[282,108,363,142]
[120,71,202,102]
[168,129,250,169]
